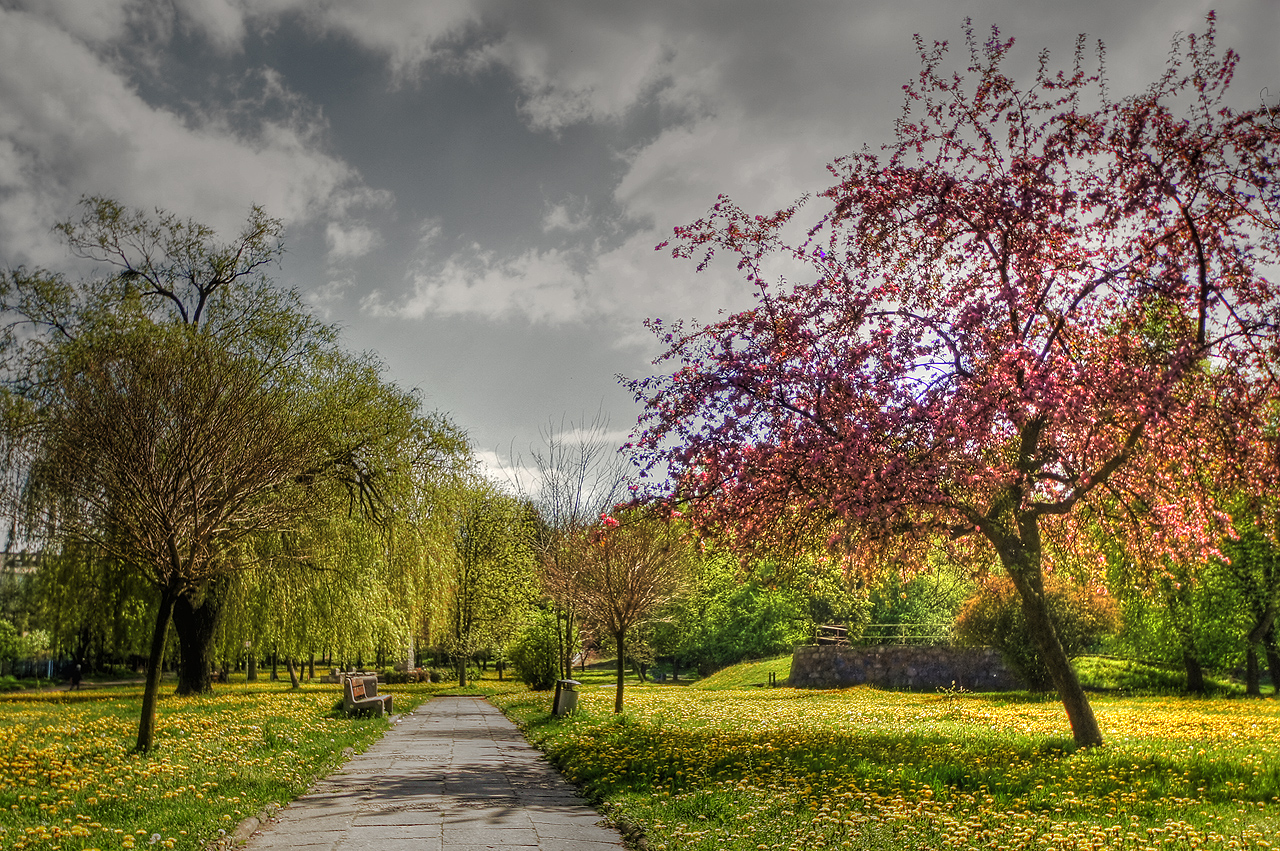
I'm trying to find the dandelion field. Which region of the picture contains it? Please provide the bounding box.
[494,683,1280,851]
[0,680,425,851]
[5,668,1278,851]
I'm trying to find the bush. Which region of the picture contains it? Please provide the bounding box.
[862,567,971,645]
[509,610,561,690]
[954,575,1120,690]
[381,667,414,684]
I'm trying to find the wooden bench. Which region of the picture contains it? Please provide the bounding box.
[342,674,393,717]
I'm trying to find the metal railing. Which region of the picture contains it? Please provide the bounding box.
[816,623,953,646]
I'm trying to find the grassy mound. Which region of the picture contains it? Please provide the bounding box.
[1073,655,1243,696]
[690,655,792,690]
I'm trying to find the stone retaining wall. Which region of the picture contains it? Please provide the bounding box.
[788,644,1021,691]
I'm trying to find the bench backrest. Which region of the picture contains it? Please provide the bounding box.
[350,678,366,700]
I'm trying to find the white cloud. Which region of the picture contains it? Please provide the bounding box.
[300,0,481,78]
[468,7,674,131]
[172,0,248,52]
[325,221,380,261]
[473,448,536,495]
[305,276,354,319]
[0,6,374,266]
[12,0,137,45]
[541,198,591,233]
[366,244,589,323]
[362,220,759,332]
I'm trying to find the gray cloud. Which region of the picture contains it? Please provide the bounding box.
[3,0,1275,473]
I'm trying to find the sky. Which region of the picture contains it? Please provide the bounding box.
[1,0,1276,486]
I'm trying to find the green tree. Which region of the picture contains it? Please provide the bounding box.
[863,562,971,646]
[1219,519,1280,696]
[1107,557,1249,692]
[955,575,1120,690]
[657,551,853,675]
[33,543,153,672]
[0,199,429,750]
[0,618,18,673]
[509,608,562,690]
[447,485,536,687]
[17,324,329,748]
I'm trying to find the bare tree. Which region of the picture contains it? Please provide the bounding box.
[518,413,629,679]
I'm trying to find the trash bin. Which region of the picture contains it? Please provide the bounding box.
[553,679,581,716]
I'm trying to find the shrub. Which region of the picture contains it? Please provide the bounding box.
[862,567,972,645]
[954,575,1120,690]
[509,610,561,690]
[381,667,413,684]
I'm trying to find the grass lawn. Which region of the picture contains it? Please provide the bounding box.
[494,660,1280,851]
[0,674,493,851]
[4,659,1277,851]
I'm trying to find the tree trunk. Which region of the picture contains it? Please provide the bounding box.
[270,649,278,681]
[569,610,579,679]
[137,585,179,752]
[457,655,467,688]
[247,648,258,682]
[557,608,569,680]
[172,580,227,696]
[1265,629,1280,696]
[1245,609,1275,698]
[614,629,626,713]
[999,524,1102,748]
[557,606,577,680]
[308,652,315,680]
[1183,648,1206,696]
[1166,579,1204,695]
[285,656,300,689]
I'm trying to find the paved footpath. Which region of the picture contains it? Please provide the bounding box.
[243,696,628,851]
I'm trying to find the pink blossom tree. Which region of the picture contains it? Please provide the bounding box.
[626,17,1279,747]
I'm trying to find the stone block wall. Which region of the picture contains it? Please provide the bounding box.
[788,644,1021,691]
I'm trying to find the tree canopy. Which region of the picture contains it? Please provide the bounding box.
[0,198,465,749]
[627,16,1279,746]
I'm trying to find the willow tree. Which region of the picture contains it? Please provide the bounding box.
[447,484,536,686]
[376,413,476,674]
[17,323,325,749]
[0,199,427,749]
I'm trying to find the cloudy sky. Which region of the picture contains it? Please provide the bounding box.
[1,0,1276,482]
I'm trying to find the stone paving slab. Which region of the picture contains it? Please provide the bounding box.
[242,697,627,851]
